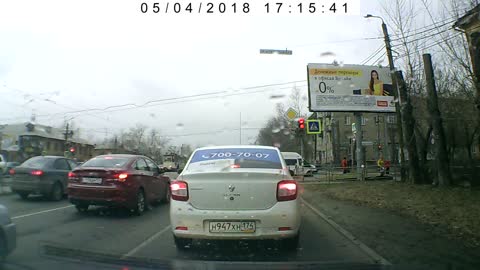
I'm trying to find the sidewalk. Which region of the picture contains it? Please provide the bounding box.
[301,185,480,269]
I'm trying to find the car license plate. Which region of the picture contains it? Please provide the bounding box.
[81,177,102,184]
[209,221,255,233]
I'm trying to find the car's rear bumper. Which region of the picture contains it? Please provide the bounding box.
[170,199,301,240]
[68,184,135,208]
[11,180,52,194]
[1,222,16,255]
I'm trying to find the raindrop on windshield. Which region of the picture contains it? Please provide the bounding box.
[320,51,336,57]
[337,81,343,85]
[176,123,184,130]
[149,113,156,118]
[271,128,281,133]
[283,129,290,135]
[269,94,286,100]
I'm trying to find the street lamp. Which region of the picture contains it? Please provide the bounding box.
[364,13,397,167]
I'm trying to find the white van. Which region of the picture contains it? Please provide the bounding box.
[281,152,304,176]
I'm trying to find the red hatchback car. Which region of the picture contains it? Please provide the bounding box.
[68,154,170,215]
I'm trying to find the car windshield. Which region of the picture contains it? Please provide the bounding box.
[81,157,130,168]
[21,157,50,169]
[285,159,297,166]
[186,148,282,172]
[2,1,480,269]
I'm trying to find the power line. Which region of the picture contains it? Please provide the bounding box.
[361,45,385,65]
[1,85,121,125]
[371,51,387,66]
[394,33,461,59]
[394,27,452,47]
[389,19,457,42]
[0,81,308,122]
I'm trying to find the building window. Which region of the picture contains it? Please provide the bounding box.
[344,116,351,125]
[387,115,396,124]
[361,116,367,126]
[46,141,51,150]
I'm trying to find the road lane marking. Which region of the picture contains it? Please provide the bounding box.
[301,198,391,266]
[122,225,172,258]
[12,205,74,220]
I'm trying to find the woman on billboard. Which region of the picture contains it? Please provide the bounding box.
[368,70,384,96]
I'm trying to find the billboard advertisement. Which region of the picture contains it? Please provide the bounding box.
[307,63,396,112]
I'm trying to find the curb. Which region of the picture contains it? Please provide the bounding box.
[301,197,391,266]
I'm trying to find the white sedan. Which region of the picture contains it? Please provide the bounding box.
[170,145,301,250]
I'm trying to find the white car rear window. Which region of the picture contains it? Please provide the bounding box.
[186,148,282,172]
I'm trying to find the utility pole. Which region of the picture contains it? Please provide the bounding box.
[365,14,406,180]
[423,54,451,186]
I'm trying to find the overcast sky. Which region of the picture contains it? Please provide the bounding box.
[0,0,440,147]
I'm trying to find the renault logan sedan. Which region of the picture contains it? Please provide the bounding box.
[170,146,301,250]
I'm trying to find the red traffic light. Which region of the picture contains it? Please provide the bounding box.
[298,118,305,130]
[69,147,75,153]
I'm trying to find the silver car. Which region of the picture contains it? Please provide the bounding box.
[0,204,16,262]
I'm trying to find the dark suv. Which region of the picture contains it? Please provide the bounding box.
[11,156,78,200]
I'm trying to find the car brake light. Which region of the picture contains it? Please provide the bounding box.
[9,169,15,175]
[277,180,297,201]
[171,181,188,201]
[30,170,44,176]
[68,171,79,181]
[117,173,128,182]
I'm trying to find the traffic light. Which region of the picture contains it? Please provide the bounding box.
[298,118,305,130]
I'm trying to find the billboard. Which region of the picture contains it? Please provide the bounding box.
[307,64,396,112]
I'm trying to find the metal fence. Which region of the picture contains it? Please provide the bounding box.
[305,164,399,182]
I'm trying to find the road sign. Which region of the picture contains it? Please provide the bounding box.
[285,108,298,120]
[306,120,322,134]
[260,49,293,55]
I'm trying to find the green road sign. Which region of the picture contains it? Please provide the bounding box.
[306,120,322,134]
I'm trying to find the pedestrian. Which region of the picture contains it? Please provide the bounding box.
[377,157,385,176]
[341,157,348,174]
[384,160,390,174]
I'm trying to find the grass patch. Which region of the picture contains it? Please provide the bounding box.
[304,181,480,247]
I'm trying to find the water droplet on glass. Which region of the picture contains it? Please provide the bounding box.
[149,113,156,118]
[320,51,336,57]
[339,61,345,67]
[271,128,281,133]
[269,94,286,100]
[283,129,290,135]
[273,143,281,148]
[337,81,343,85]
[350,84,356,88]
[302,95,308,101]
[176,123,184,130]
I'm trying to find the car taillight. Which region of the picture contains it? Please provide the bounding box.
[68,171,79,181]
[117,173,128,182]
[277,180,297,201]
[9,169,15,175]
[30,170,44,176]
[171,181,188,201]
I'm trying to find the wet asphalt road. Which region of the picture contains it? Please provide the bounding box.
[0,177,381,270]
